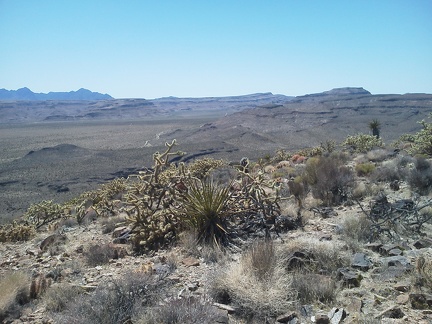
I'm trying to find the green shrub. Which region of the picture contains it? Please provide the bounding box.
[343,134,384,153]
[355,162,376,176]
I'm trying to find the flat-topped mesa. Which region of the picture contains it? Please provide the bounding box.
[299,87,372,99]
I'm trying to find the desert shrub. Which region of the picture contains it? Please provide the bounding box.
[355,162,376,176]
[304,155,355,206]
[408,157,432,195]
[291,273,337,304]
[84,243,118,266]
[287,176,308,207]
[44,283,83,312]
[371,155,411,183]
[366,148,392,162]
[351,182,382,200]
[340,214,374,251]
[135,296,222,324]
[53,272,159,324]
[342,134,384,153]
[210,240,295,319]
[0,272,30,322]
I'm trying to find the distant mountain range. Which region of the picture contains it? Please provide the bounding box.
[0,87,113,100]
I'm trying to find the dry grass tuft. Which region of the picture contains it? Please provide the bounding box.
[280,236,350,274]
[0,271,31,322]
[291,272,337,304]
[211,240,295,319]
[340,214,373,251]
[135,296,222,324]
[44,283,83,312]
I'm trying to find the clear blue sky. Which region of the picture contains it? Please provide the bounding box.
[1,0,431,99]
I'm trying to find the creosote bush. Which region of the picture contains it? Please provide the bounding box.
[355,162,375,176]
[304,155,354,206]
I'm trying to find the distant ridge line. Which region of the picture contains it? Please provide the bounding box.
[0,87,113,100]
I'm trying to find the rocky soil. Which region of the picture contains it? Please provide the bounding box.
[1,150,432,324]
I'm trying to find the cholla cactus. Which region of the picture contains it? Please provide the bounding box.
[399,114,432,156]
[124,140,186,252]
[0,221,35,242]
[342,134,384,153]
[24,200,66,229]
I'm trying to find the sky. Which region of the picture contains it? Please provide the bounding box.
[0,0,431,99]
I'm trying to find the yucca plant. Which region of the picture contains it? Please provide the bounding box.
[369,119,381,138]
[179,178,233,246]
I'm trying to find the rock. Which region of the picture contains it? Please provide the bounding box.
[182,256,200,267]
[364,242,382,252]
[276,312,297,323]
[187,282,199,291]
[319,234,332,241]
[328,307,346,324]
[413,238,432,249]
[394,282,410,292]
[410,293,432,309]
[337,268,363,287]
[380,256,411,268]
[345,297,362,315]
[112,226,128,238]
[213,302,236,314]
[300,304,314,317]
[314,314,330,324]
[396,294,410,304]
[210,306,229,324]
[39,233,66,251]
[377,306,404,319]
[351,253,373,271]
[388,248,402,256]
